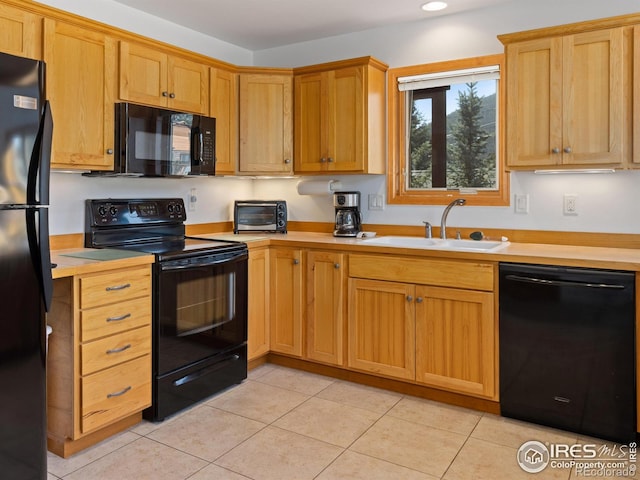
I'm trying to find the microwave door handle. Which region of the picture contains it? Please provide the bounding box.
[190,126,204,174]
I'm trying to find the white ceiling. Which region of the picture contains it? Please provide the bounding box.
[111,0,511,51]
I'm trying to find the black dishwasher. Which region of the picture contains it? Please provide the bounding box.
[499,262,636,443]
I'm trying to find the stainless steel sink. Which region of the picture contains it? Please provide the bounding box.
[361,236,509,252]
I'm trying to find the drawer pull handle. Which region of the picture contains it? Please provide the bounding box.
[107,386,132,398]
[106,313,131,323]
[106,283,131,292]
[106,344,132,354]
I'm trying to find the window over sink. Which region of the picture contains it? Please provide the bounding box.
[387,54,509,206]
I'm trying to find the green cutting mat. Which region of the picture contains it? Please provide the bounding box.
[60,249,150,261]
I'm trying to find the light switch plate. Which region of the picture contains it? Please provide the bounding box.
[368,194,384,211]
[514,194,529,214]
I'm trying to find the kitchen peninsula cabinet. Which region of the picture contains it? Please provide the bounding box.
[44,19,116,171]
[119,41,209,115]
[501,26,629,169]
[248,247,269,361]
[47,264,152,458]
[0,3,41,59]
[239,70,293,174]
[305,250,346,366]
[210,67,238,175]
[269,246,303,356]
[294,57,387,174]
[348,254,497,399]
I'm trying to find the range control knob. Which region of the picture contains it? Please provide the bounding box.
[97,206,107,216]
[109,206,118,216]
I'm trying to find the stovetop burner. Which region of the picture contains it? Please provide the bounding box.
[85,198,246,259]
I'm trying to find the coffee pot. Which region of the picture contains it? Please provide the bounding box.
[333,191,362,237]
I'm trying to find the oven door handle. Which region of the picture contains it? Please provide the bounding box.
[160,252,248,271]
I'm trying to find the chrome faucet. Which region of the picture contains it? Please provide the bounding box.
[440,199,466,239]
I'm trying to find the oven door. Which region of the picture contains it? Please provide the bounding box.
[155,248,248,377]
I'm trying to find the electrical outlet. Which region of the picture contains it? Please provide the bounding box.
[563,194,578,216]
[368,194,384,211]
[514,194,529,214]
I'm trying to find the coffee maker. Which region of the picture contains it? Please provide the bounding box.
[333,191,362,237]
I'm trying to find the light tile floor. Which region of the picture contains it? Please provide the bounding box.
[47,364,634,479]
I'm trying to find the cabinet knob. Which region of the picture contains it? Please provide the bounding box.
[564,147,572,154]
[293,258,299,265]
[416,297,423,303]
[320,157,327,163]
[162,91,169,97]
[327,157,334,163]
[106,148,114,155]
[406,295,413,302]
[334,263,340,269]
[284,159,291,164]
[169,93,176,99]
[552,148,560,154]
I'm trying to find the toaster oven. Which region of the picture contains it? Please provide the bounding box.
[233,200,287,233]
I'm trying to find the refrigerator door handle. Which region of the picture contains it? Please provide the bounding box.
[26,208,53,312]
[27,100,53,206]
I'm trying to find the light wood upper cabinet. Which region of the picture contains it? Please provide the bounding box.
[210,67,238,175]
[119,41,208,115]
[415,285,495,399]
[0,3,41,59]
[502,27,629,169]
[294,57,387,174]
[248,247,269,361]
[305,250,346,366]
[239,72,293,174]
[269,247,303,356]
[44,19,116,171]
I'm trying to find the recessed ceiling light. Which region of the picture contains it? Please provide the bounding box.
[421,1,448,11]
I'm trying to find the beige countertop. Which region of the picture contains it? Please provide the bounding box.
[50,231,640,279]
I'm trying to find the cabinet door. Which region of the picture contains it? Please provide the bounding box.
[347,278,415,380]
[119,42,168,107]
[563,28,626,166]
[44,20,115,170]
[168,55,208,114]
[0,4,41,59]
[306,251,345,366]
[248,248,269,360]
[239,74,293,174]
[294,72,325,172]
[328,66,365,171]
[210,67,238,174]
[269,247,303,356]
[415,285,496,399]
[506,37,563,168]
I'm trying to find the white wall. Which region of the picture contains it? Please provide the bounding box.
[39,0,640,235]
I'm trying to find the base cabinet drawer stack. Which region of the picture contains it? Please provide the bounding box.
[47,264,152,458]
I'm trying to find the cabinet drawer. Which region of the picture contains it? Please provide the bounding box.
[81,326,151,375]
[349,254,494,291]
[81,297,151,342]
[81,355,151,434]
[79,266,151,309]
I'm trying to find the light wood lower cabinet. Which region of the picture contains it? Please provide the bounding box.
[347,254,497,400]
[47,265,152,458]
[269,247,303,357]
[347,278,416,380]
[305,250,346,366]
[415,285,495,398]
[248,247,269,360]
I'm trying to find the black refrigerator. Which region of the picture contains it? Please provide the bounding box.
[0,52,53,479]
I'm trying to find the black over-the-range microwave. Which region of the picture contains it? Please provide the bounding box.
[86,102,216,177]
[234,200,287,234]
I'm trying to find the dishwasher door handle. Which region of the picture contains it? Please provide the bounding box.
[504,274,627,290]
